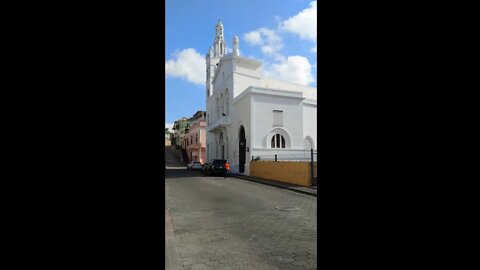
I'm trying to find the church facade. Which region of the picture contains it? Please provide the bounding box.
[205,21,317,175]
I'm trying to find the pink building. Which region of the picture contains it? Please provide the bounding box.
[185,111,207,164]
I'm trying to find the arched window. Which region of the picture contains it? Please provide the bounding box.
[221,93,224,114]
[271,134,286,148]
[215,97,220,120]
[303,137,313,150]
[216,98,219,119]
[225,89,229,115]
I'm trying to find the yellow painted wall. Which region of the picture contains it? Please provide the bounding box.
[249,161,316,187]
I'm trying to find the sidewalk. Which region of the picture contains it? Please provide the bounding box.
[230,173,317,197]
[165,147,187,168]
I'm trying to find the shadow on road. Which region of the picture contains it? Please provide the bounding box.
[165,169,229,179]
[165,168,205,179]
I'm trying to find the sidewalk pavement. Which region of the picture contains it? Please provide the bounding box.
[230,173,317,197]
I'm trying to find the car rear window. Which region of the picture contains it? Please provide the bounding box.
[213,160,226,166]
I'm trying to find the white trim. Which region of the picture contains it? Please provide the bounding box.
[252,87,304,99]
[262,76,316,90]
[251,147,308,151]
[232,71,261,80]
[233,86,304,105]
[303,99,317,105]
[232,55,262,68]
[233,86,253,104]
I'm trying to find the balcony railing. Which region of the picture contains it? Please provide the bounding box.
[207,115,231,132]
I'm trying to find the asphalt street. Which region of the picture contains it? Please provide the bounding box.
[165,148,317,269]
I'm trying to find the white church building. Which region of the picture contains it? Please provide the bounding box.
[205,21,317,175]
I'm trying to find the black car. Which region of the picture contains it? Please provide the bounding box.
[204,159,227,176]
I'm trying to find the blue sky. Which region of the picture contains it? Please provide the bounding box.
[166,0,317,130]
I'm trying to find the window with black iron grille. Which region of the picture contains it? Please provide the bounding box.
[271,134,285,148]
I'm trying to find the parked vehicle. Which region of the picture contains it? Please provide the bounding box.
[187,161,203,170]
[204,159,227,176]
[201,163,211,175]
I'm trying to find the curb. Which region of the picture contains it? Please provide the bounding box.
[231,174,317,197]
[165,209,182,270]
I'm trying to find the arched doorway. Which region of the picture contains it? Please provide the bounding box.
[238,126,246,173]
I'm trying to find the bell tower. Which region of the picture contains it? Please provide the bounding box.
[206,20,227,98]
[214,20,226,57]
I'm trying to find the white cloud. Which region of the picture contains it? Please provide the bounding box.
[244,31,262,45]
[280,1,317,42]
[243,2,317,59]
[243,28,283,57]
[165,123,174,132]
[261,45,274,54]
[241,2,317,87]
[264,56,314,86]
[165,48,205,85]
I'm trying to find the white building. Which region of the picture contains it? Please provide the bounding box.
[205,21,317,175]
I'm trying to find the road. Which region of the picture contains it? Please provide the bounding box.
[165,147,317,269]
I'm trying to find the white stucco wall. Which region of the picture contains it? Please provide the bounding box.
[212,58,234,94]
[205,34,317,174]
[232,57,262,99]
[250,91,304,149]
[229,88,251,174]
[235,63,261,80]
[260,77,317,101]
[302,101,317,150]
